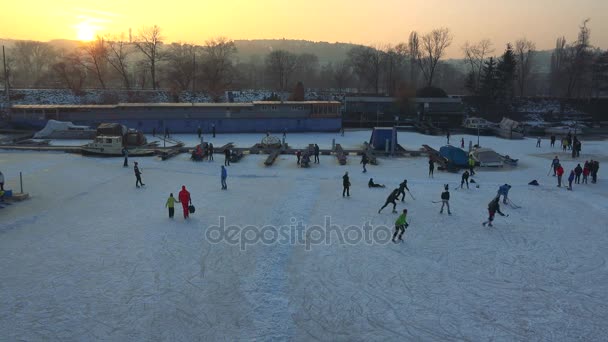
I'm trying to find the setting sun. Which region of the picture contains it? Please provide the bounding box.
[75,22,96,41]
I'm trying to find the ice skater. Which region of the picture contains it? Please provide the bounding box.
[212,123,216,138]
[134,162,145,188]
[460,137,465,149]
[551,156,560,176]
[122,147,129,167]
[0,170,4,191]
[361,154,369,173]
[397,179,410,201]
[536,137,541,148]
[392,209,409,243]
[342,172,351,197]
[313,144,320,164]
[567,170,575,190]
[197,126,202,138]
[574,164,582,184]
[208,143,214,161]
[556,163,564,187]
[296,150,301,165]
[482,196,506,227]
[439,184,451,215]
[165,193,178,218]
[461,170,470,189]
[178,186,191,219]
[368,178,385,188]
[224,148,231,166]
[221,165,228,190]
[468,155,476,175]
[550,135,556,147]
[428,158,435,178]
[378,188,400,213]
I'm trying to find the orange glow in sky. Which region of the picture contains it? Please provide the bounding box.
[1,0,607,57]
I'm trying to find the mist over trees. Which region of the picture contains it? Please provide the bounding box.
[1,20,606,101]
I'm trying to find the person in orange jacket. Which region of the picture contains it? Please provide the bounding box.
[556,164,564,187]
[178,186,192,219]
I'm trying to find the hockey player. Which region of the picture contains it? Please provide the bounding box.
[368,178,385,188]
[468,155,476,175]
[397,179,410,201]
[482,196,506,227]
[392,209,409,243]
[165,193,179,218]
[379,188,400,213]
[551,156,560,176]
[342,172,350,197]
[460,170,470,189]
[134,162,145,187]
[497,184,511,204]
[439,185,451,215]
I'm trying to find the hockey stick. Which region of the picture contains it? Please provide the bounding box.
[408,191,416,200]
[547,164,553,176]
[506,199,521,209]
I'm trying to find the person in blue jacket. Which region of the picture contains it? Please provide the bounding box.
[497,184,511,204]
[221,165,228,190]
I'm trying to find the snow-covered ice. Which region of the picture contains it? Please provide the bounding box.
[1,131,608,341]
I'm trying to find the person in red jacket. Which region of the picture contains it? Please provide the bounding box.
[178,185,191,219]
[556,164,564,187]
[583,164,590,184]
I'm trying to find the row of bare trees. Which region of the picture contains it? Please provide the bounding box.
[2,22,606,100]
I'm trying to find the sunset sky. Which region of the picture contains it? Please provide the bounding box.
[1,0,607,57]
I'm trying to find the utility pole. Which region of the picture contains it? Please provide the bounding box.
[3,45,9,102]
[191,49,196,95]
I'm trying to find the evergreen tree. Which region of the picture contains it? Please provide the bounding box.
[479,57,498,100]
[496,43,517,100]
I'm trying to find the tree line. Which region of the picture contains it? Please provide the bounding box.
[1,22,607,102]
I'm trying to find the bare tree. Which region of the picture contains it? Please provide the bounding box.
[332,61,352,91]
[551,19,593,98]
[52,52,87,94]
[550,36,567,96]
[80,36,108,88]
[514,39,536,97]
[416,28,453,87]
[11,41,56,87]
[265,50,298,91]
[164,42,196,92]
[105,34,132,89]
[200,37,237,101]
[133,25,164,89]
[294,53,319,87]
[347,46,384,93]
[408,31,420,88]
[462,39,494,92]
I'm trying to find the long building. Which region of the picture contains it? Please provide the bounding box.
[8,101,342,133]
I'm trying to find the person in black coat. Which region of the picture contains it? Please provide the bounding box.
[207,143,214,161]
[342,172,351,197]
[397,179,410,201]
[574,163,583,184]
[428,158,435,178]
[134,162,145,188]
[460,170,470,189]
[378,188,400,213]
[368,178,385,188]
[224,148,231,166]
[313,144,320,164]
[361,154,369,173]
[440,185,451,215]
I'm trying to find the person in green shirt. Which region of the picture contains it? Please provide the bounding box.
[392,209,409,243]
[165,193,179,218]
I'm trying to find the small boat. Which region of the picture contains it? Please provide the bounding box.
[462,117,495,135]
[33,120,96,139]
[81,136,155,156]
[492,117,525,139]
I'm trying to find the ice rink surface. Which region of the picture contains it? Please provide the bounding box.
[2,130,608,341]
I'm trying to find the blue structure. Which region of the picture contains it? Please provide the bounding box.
[369,127,398,151]
[9,101,342,133]
[439,145,468,167]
